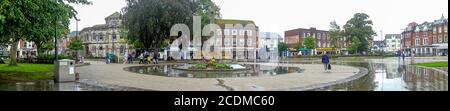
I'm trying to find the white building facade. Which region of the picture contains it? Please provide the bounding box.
[385,34,401,53]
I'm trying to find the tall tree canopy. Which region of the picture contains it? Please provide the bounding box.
[343,13,376,54]
[122,0,221,50]
[0,0,90,66]
[304,36,316,50]
[329,20,343,48]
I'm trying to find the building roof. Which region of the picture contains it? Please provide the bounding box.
[385,34,401,39]
[105,12,121,20]
[285,27,328,37]
[216,19,255,25]
[373,41,385,45]
[80,24,109,32]
[403,15,447,33]
[433,14,448,25]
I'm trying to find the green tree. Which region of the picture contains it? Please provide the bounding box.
[0,0,90,66]
[41,42,55,54]
[348,36,361,54]
[343,13,376,54]
[304,36,315,50]
[123,0,221,52]
[67,39,83,62]
[123,0,194,52]
[192,0,222,42]
[277,42,288,57]
[329,20,343,48]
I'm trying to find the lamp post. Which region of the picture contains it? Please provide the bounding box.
[54,19,58,61]
[112,25,117,63]
[75,18,81,62]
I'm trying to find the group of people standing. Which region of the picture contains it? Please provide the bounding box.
[122,51,135,64]
[137,51,159,64]
[104,50,159,64]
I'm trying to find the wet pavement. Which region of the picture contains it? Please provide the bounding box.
[0,57,447,91]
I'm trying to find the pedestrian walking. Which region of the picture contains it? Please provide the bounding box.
[321,51,330,72]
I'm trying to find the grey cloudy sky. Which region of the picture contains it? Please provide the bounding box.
[69,0,448,40]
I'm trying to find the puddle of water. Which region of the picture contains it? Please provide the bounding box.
[124,64,304,78]
[312,62,448,91]
[0,80,111,91]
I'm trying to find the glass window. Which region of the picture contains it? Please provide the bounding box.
[233,36,237,45]
[224,29,230,36]
[240,39,245,46]
[433,35,437,43]
[216,29,222,36]
[444,36,448,42]
[239,30,245,36]
[248,39,253,46]
[232,30,238,36]
[224,38,229,45]
[247,30,253,36]
[445,26,448,32]
[318,33,321,39]
[416,39,420,46]
[439,35,442,43]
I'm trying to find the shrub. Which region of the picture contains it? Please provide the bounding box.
[215,64,232,69]
[189,64,208,69]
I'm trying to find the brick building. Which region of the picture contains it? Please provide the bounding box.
[401,15,448,56]
[284,27,334,56]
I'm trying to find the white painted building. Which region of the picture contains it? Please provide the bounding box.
[385,34,401,53]
[259,32,283,60]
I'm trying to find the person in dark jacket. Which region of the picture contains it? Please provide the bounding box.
[321,51,330,71]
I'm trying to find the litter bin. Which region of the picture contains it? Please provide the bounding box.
[54,59,76,83]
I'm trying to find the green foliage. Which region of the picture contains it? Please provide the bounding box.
[123,0,193,50]
[123,0,221,50]
[214,64,232,69]
[348,36,361,54]
[415,61,448,68]
[295,42,304,50]
[329,21,343,48]
[343,13,376,54]
[40,42,54,54]
[304,36,315,50]
[0,0,90,66]
[0,62,54,81]
[0,63,53,73]
[37,54,74,61]
[189,63,208,69]
[67,39,83,51]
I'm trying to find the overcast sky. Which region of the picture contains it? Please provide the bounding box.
[69,0,448,40]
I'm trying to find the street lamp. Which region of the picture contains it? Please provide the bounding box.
[75,18,81,38]
[112,25,117,63]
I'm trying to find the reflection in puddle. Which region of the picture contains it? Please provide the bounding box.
[0,80,112,91]
[124,64,304,78]
[313,62,448,91]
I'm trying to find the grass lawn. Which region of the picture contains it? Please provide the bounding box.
[0,59,54,81]
[415,61,448,68]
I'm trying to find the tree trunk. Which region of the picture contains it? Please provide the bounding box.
[10,39,19,66]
